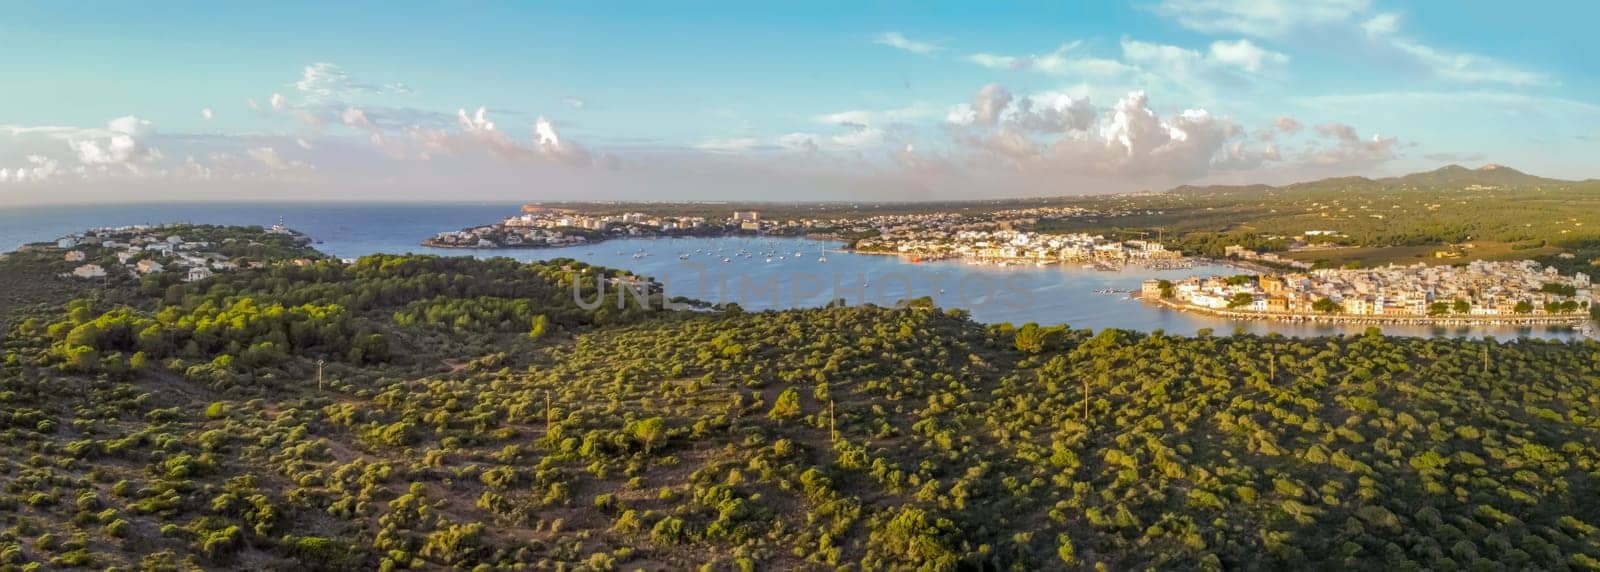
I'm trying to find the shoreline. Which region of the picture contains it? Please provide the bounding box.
[1140,294,1593,328]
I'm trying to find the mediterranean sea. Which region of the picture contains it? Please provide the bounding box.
[1,201,1586,340]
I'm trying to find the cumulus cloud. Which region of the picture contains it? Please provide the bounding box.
[1275,115,1303,133]
[200,107,214,121]
[0,155,63,183]
[941,85,1304,182]
[247,147,288,170]
[67,116,158,169]
[874,32,940,55]
[389,106,599,166]
[1307,122,1400,168]
[341,106,376,131]
[971,84,1013,126]
[270,93,287,111]
[1009,92,1097,133]
[534,116,593,166]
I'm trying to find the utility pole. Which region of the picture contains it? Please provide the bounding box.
[829,400,837,443]
[1269,353,1276,383]
[316,358,325,391]
[1483,345,1490,374]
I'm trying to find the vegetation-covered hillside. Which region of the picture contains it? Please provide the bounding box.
[1,227,1598,570]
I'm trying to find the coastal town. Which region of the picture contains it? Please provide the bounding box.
[420,202,1175,271]
[24,223,315,282]
[422,206,754,248]
[855,229,1186,268]
[1144,260,1595,325]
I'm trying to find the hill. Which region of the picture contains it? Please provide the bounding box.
[1,228,1599,570]
[1381,164,1566,188]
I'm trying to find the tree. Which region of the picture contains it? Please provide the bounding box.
[528,314,548,339]
[768,387,801,425]
[1312,298,1340,314]
[1428,302,1450,316]
[1228,293,1255,309]
[1514,300,1533,314]
[631,417,665,454]
[1453,299,1470,314]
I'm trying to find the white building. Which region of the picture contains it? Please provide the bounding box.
[185,267,214,282]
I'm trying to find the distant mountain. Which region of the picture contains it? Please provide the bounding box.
[1167,164,1576,196]
[1380,164,1566,187]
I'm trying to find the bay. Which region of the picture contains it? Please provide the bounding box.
[0,201,1584,340]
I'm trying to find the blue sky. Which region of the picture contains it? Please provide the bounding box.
[2,0,1596,203]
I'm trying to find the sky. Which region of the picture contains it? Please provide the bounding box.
[2,0,1597,204]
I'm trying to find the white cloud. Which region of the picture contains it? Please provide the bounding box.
[67,116,157,168]
[1149,0,1372,38]
[342,106,376,131]
[1362,12,1401,36]
[563,96,586,110]
[200,107,214,121]
[1387,38,1548,87]
[248,146,290,170]
[534,116,593,166]
[293,62,411,101]
[0,155,63,183]
[969,41,1136,78]
[1150,0,1547,87]
[874,32,940,55]
[270,93,287,111]
[694,138,767,153]
[814,102,943,127]
[941,85,1312,181]
[1207,39,1289,73]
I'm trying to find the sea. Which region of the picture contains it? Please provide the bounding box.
[1,201,1587,340]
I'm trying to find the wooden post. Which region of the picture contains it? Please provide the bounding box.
[316,359,325,391]
[545,390,554,434]
[829,400,836,443]
[1483,345,1490,374]
[1269,353,1276,383]
[1082,377,1090,421]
